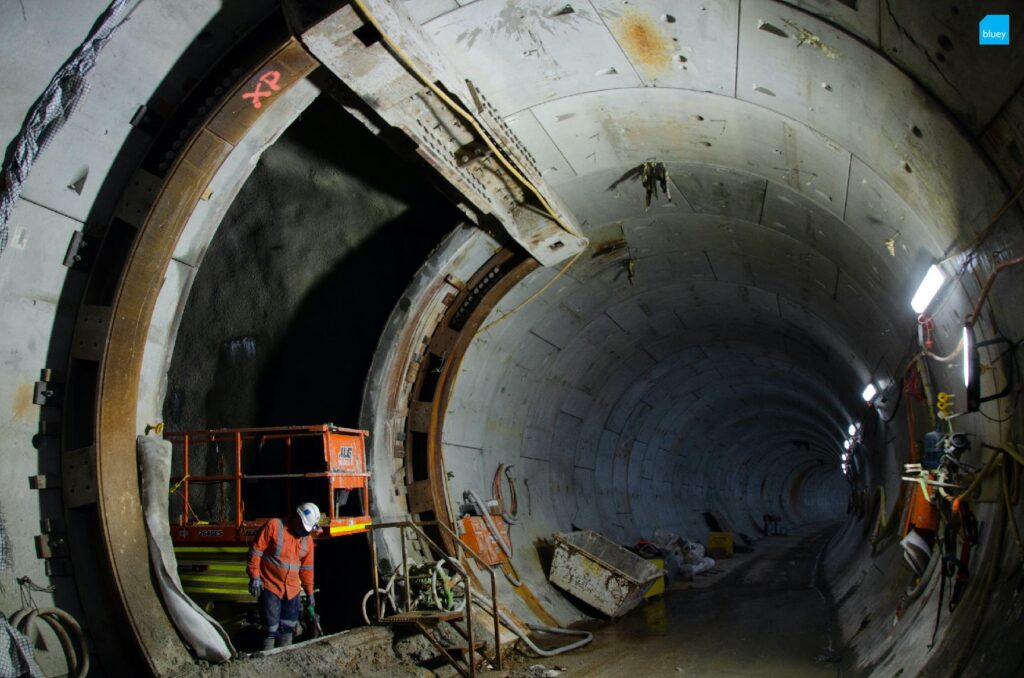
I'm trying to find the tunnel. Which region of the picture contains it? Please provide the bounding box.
[1,1,1023,677]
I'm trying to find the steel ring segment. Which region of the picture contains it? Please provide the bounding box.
[74,39,318,674]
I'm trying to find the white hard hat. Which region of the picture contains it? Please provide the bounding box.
[297,502,321,532]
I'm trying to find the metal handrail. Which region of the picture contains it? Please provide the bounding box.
[166,426,370,531]
[368,520,503,675]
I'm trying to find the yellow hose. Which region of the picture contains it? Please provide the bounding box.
[963,442,1023,562]
[478,250,582,334]
[956,448,1003,503]
[349,0,581,240]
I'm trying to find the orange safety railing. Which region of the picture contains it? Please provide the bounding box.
[368,519,503,677]
[166,424,371,543]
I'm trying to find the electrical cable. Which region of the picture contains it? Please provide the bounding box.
[923,335,964,363]
[879,376,905,423]
[10,606,88,678]
[478,250,583,335]
[1002,459,1024,561]
[955,448,1003,503]
[347,2,590,336]
[492,464,519,524]
[349,0,581,240]
[941,176,1024,268]
[466,490,521,586]
[976,398,1018,424]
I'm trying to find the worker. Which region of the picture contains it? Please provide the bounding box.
[248,502,320,650]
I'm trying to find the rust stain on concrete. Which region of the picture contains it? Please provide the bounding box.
[613,10,672,77]
[13,382,33,421]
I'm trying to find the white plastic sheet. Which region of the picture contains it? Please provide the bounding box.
[650,530,716,578]
[137,435,235,662]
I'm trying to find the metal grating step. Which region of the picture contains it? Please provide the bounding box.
[442,640,487,653]
[382,610,465,625]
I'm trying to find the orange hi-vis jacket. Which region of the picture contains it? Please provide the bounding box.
[247,518,314,600]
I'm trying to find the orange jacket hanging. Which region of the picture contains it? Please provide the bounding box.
[247,518,314,599]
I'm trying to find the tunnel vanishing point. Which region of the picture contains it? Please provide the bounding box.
[1,1,1023,676]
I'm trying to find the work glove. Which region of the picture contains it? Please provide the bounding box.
[249,578,262,598]
[303,592,315,609]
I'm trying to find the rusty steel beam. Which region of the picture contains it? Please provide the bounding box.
[64,39,318,675]
[288,1,588,267]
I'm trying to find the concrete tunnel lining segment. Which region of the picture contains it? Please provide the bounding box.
[2,0,1023,675]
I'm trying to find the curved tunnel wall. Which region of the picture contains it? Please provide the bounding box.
[378,0,1024,671]
[0,1,1023,676]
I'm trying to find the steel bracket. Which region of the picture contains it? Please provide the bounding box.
[71,305,112,362]
[29,474,62,490]
[294,1,587,266]
[115,169,162,228]
[63,445,98,509]
[63,230,100,270]
[454,141,490,167]
[33,369,64,406]
[35,534,70,559]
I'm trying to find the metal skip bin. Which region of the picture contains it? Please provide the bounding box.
[549,530,666,618]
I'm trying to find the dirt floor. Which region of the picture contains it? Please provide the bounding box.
[174,523,841,677]
[495,522,842,678]
[173,626,423,677]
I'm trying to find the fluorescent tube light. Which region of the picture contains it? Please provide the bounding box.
[862,383,877,402]
[910,264,946,313]
[963,324,972,388]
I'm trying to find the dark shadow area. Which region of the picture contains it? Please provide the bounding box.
[161,93,462,644]
[255,207,451,427]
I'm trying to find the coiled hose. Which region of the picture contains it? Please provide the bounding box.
[466,490,522,586]
[493,464,519,524]
[10,607,88,678]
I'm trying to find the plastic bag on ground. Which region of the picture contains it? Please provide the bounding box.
[650,530,714,576]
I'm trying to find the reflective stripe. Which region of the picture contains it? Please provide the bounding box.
[266,555,301,571]
[299,565,313,572]
[273,519,285,558]
[299,536,308,558]
[250,548,264,557]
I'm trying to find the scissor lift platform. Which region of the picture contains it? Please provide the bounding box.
[166,424,371,600]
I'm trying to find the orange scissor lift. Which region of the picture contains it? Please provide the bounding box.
[167,424,371,601]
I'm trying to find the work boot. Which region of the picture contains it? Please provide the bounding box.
[261,636,275,652]
[276,633,293,648]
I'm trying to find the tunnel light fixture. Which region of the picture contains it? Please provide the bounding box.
[963,322,1013,413]
[843,439,851,450]
[963,323,973,389]
[862,383,878,402]
[848,424,857,436]
[910,264,946,314]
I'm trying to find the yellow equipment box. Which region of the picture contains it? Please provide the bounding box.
[644,557,666,599]
[707,532,734,558]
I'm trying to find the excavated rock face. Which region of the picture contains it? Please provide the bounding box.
[165,96,460,436]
